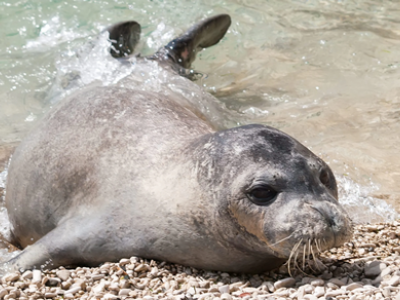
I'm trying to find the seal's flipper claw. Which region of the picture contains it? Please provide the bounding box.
[155,14,231,69]
[106,21,141,58]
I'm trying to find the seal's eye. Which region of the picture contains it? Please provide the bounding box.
[319,169,330,186]
[246,185,277,205]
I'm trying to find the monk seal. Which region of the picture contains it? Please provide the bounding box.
[4,14,352,273]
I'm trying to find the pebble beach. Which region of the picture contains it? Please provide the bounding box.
[0,222,399,300]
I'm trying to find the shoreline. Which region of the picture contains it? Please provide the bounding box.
[0,222,399,300]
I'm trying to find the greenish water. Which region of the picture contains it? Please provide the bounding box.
[1,0,400,237]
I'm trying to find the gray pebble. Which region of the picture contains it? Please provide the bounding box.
[364,261,387,278]
[274,277,296,289]
[372,274,383,285]
[218,285,229,294]
[310,279,324,286]
[326,282,338,289]
[344,282,363,291]
[321,271,333,280]
[0,289,7,298]
[65,286,81,294]
[261,281,275,293]
[46,277,61,287]
[328,278,345,286]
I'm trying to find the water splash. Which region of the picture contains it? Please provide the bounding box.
[25,16,87,51]
[337,176,400,224]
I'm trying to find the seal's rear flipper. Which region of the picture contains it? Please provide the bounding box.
[5,216,124,270]
[106,21,141,58]
[154,14,231,69]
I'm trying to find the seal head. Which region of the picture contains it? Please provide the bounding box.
[193,124,351,269]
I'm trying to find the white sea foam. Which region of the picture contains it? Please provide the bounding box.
[337,176,400,224]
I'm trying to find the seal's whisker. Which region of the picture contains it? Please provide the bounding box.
[302,244,306,270]
[310,240,320,271]
[288,240,302,276]
[315,239,322,253]
[307,239,317,273]
[271,232,295,247]
[295,249,308,276]
[287,244,296,277]
[314,240,322,253]
[294,239,308,275]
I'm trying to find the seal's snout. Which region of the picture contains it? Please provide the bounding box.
[311,204,337,227]
[307,199,353,250]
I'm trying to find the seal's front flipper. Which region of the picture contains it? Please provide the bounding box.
[155,14,231,69]
[106,21,141,58]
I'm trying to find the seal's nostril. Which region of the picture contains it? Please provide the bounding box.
[312,206,336,227]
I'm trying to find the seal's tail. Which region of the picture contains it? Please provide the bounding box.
[106,21,141,58]
[156,14,231,69]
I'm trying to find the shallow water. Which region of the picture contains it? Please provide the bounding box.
[1,0,400,261]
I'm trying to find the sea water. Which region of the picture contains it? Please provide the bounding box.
[0,0,400,261]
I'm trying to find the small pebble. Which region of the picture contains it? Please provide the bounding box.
[389,275,400,286]
[274,277,296,289]
[31,270,41,284]
[310,279,324,286]
[44,292,57,298]
[218,285,229,294]
[220,293,232,300]
[313,286,325,297]
[364,261,387,278]
[328,278,345,286]
[344,283,363,291]
[21,271,32,280]
[325,289,344,297]
[56,269,71,281]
